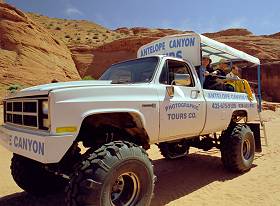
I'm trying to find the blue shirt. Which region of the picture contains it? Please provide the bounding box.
[199,66,206,86]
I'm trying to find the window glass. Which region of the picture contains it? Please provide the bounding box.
[159,60,194,86]
[99,57,159,83]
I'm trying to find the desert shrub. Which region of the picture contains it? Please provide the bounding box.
[55,27,61,30]
[7,84,23,93]
[83,75,95,80]
[65,35,70,38]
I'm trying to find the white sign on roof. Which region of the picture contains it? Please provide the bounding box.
[137,32,260,66]
[137,33,201,66]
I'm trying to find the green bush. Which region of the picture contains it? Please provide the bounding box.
[82,76,95,80]
[7,84,23,93]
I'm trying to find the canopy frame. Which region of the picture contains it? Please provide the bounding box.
[199,34,261,112]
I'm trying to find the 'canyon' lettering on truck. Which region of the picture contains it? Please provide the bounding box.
[9,136,45,156]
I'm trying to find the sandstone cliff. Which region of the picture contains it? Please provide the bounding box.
[0,3,80,100]
[70,28,184,78]
[27,13,127,48]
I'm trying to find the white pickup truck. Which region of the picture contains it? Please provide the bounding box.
[0,33,261,206]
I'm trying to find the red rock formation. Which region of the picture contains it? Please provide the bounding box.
[114,27,183,38]
[71,28,185,78]
[71,36,159,78]
[0,3,80,99]
[70,45,95,77]
[203,28,252,38]
[114,27,134,35]
[242,62,280,102]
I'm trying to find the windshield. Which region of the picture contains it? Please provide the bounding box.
[99,57,159,83]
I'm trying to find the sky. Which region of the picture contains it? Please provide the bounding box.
[5,0,280,35]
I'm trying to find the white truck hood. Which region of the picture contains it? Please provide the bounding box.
[21,80,112,92]
[5,80,112,99]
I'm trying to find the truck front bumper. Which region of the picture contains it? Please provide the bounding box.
[0,125,76,164]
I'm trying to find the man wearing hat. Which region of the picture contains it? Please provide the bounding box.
[198,55,212,87]
[214,58,230,77]
[212,59,234,91]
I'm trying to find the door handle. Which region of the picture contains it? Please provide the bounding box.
[192,90,200,93]
[142,103,156,108]
[191,90,200,99]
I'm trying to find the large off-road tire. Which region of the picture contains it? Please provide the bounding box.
[11,154,68,195]
[65,141,155,206]
[220,124,255,173]
[158,142,189,159]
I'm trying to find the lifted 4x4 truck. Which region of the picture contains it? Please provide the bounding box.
[0,33,262,206]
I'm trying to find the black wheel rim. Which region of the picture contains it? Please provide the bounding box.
[110,172,140,206]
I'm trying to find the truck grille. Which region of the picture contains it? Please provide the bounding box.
[4,100,39,128]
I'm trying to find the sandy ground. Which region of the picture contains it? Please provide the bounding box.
[0,105,280,206]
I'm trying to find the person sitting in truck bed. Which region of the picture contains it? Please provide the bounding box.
[212,59,234,91]
[198,55,212,87]
[213,59,230,77]
[226,64,240,80]
[224,64,240,92]
[204,59,227,90]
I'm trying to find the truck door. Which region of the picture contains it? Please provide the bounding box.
[158,59,206,141]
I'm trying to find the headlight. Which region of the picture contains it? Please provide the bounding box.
[41,100,50,130]
[42,100,49,115]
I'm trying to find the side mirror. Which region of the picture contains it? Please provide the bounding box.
[172,73,192,86]
[166,86,174,98]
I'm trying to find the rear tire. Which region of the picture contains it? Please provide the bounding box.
[11,154,68,195]
[220,124,255,172]
[65,141,155,206]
